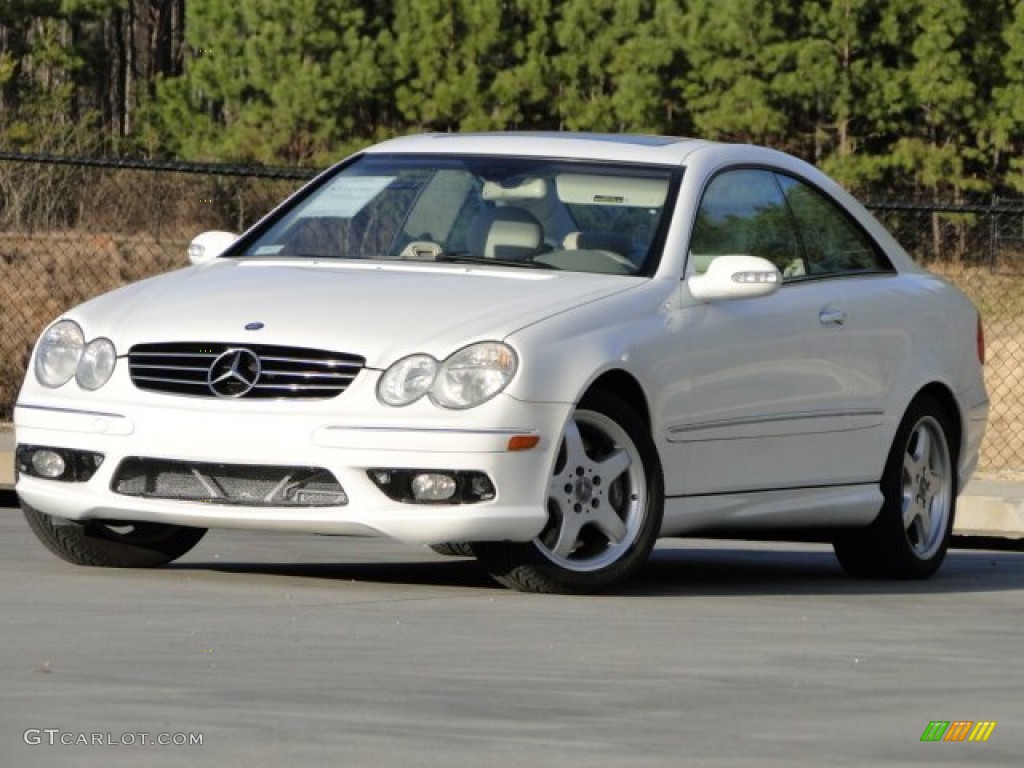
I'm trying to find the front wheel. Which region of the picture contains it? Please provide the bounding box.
[473,391,664,593]
[833,396,957,579]
[429,542,475,558]
[22,502,207,568]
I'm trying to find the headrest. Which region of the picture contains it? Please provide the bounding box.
[467,207,543,261]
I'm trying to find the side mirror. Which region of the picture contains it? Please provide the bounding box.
[187,231,238,265]
[687,254,781,302]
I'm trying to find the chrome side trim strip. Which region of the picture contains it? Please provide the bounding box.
[666,408,886,443]
[321,425,537,436]
[667,409,884,436]
[15,403,128,420]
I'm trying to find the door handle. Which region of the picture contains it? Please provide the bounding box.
[819,308,846,327]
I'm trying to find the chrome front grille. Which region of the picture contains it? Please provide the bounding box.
[127,342,364,399]
[111,458,348,507]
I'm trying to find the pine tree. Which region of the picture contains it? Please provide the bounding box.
[151,0,382,164]
[674,0,800,145]
[990,0,1024,192]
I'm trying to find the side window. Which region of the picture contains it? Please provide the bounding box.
[775,174,892,276]
[689,169,803,277]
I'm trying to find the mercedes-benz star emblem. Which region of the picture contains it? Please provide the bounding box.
[208,348,261,398]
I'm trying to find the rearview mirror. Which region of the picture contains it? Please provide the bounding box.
[187,231,238,265]
[687,254,781,302]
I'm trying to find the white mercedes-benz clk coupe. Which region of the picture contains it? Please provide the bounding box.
[14,133,988,592]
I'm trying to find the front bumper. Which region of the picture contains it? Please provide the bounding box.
[13,395,569,545]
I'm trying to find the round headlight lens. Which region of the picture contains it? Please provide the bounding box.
[431,342,518,409]
[76,337,117,390]
[377,354,439,406]
[34,320,85,388]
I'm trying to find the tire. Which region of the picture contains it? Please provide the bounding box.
[430,542,475,558]
[22,502,207,568]
[472,391,664,594]
[833,395,957,579]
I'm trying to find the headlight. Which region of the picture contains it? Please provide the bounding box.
[76,338,117,390]
[34,320,85,388]
[377,354,439,406]
[377,343,519,409]
[431,342,518,409]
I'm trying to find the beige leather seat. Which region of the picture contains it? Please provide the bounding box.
[466,207,544,260]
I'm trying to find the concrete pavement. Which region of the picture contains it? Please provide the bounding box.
[1,516,1023,767]
[2,422,1022,539]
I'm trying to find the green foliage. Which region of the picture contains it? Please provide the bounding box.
[389,0,504,131]
[0,51,15,87]
[676,0,799,144]
[150,0,383,164]
[0,1,115,153]
[4,0,1024,198]
[490,0,559,129]
[890,0,982,195]
[993,1,1024,193]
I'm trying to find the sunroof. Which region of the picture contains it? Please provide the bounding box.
[431,132,688,147]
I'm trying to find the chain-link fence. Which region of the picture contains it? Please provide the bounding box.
[2,153,1023,472]
[0,152,312,425]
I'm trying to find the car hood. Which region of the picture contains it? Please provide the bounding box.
[69,259,644,367]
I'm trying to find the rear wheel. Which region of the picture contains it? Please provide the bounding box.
[833,396,956,579]
[22,502,207,568]
[473,391,663,593]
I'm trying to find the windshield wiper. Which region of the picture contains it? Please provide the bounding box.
[434,252,557,270]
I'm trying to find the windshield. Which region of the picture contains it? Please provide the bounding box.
[238,155,678,275]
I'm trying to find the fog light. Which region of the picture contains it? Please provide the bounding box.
[368,468,495,504]
[31,449,66,479]
[411,473,457,501]
[16,445,104,482]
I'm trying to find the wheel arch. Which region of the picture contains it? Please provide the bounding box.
[908,381,963,469]
[580,369,652,434]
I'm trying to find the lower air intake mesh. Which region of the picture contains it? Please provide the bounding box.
[111,458,347,507]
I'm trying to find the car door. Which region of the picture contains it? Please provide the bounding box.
[774,172,902,485]
[657,168,856,496]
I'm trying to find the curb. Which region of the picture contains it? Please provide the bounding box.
[2,428,1022,541]
[955,479,1024,540]
[1,426,12,490]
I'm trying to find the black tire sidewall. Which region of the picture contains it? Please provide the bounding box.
[474,390,664,593]
[846,395,958,579]
[21,501,207,568]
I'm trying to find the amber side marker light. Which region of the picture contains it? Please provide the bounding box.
[507,435,540,452]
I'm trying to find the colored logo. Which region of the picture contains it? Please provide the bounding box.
[920,721,997,742]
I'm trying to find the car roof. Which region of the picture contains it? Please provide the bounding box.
[363,132,716,165]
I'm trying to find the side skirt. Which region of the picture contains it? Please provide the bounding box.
[660,483,883,538]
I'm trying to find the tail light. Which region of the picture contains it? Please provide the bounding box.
[977,314,985,365]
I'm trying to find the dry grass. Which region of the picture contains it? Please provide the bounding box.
[920,264,1024,472]
[974,318,1024,472]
